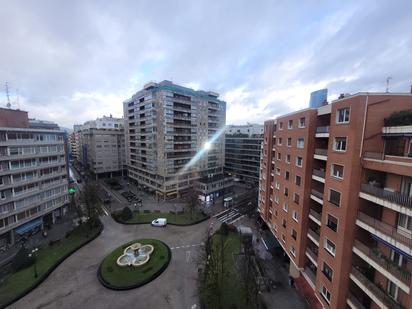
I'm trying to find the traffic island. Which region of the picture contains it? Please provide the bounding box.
[112,209,210,226]
[0,220,103,308]
[98,239,171,290]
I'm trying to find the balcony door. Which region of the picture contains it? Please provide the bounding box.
[401,177,412,197]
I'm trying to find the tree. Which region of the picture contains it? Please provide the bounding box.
[239,237,259,308]
[80,182,101,228]
[121,206,132,221]
[187,190,199,220]
[12,247,34,272]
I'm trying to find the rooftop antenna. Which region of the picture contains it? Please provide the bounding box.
[386,77,392,93]
[5,82,11,108]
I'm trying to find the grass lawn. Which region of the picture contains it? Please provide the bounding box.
[0,222,101,307]
[203,231,248,309]
[116,211,208,225]
[99,239,170,288]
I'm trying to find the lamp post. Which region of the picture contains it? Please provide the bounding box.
[29,247,39,278]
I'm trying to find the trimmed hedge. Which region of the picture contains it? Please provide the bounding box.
[1,221,103,308]
[97,239,171,290]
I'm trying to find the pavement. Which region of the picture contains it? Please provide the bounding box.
[11,215,210,309]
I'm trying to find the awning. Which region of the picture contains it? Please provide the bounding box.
[15,217,43,235]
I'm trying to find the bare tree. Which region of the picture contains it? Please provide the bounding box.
[80,182,101,228]
[187,190,199,220]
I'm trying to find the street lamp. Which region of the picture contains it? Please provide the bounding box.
[29,247,39,278]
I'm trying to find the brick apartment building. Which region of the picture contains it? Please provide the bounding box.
[258,93,412,308]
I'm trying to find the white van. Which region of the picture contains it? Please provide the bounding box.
[151,218,167,227]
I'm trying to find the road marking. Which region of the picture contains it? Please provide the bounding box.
[170,243,204,250]
[175,246,180,249]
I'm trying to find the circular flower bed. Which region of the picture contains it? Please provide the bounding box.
[98,239,171,290]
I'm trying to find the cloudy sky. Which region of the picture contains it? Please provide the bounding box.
[0,0,411,128]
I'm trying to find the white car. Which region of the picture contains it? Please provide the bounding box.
[151,218,167,227]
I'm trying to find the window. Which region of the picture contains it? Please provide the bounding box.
[336,107,350,123]
[292,210,298,222]
[329,189,341,207]
[0,191,5,200]
[331,164,344,179]
[299,117,305,128]
[275,181,280,189]
[321,286,331,304]
[285,154,291,164]
[397,213,412,232]
[295,175,301,186]
[285,171,290,180]
[334,137,347,151]
[291,229,297,240]
[282,219,287,228]
[279,122,283,130]
[294,193,300,204]
[275,168,281,175]
[283,202,288,212]
[288,120,293,129]
[274,195,279,204]
[284,187,289,197]
[326,214,338,232]
[287,137,292,147]
[277,152,281,161]
[296,156,303,167]
[387,280,399,301]
[290,246,296,257]
[278,138,282,146]
[324,238,336,256]
[322,263,333,281]
[282,234,286,243]
[297,138,304,149]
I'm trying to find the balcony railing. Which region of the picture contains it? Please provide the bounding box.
[309,208,322,221]
[316,126,330,134]
[311,189,324,200]
[347,293,366,309]
[306,247,318,262]
[313,169,326,178]
[361,184,412,209]
[351,266,404,309]
[357,212,412,248]
[353,239,411,284]
[314,148,327,156]
[308,227,320,243]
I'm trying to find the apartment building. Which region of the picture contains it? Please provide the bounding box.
[0,108,69,247]
[123,80,226,200]
[258,93,412,309]
[76,116,126,178]
[225,124,264,184]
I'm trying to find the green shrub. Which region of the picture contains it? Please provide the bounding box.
[106,266,113,273]
[384,109,412,126]
[12,247,34,272]
[143,209,151,214]
[142,266,153,274]
[121,207,133,221]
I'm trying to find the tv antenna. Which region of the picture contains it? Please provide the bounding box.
[5,82,11,108]
[386,77,392,93]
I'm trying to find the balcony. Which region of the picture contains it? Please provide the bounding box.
[360,184,412,216]
[315,126,330,138]
[307,227,320,246]
[347,292,367,309]
[353,240,410,292]
[312,169,325,183]
[363,152,412,177]
[356,212,412,256]
[310,189,324,205]
[306,247,318,267]
[350,266,404,309]
[309,208,321,225]
[314,148,327,161]
[303,267,316,290]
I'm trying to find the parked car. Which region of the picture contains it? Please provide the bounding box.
[151,218,167,227]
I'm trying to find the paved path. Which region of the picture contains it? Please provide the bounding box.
[11,215,210,309]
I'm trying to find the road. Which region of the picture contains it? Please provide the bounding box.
[11,215,210,309]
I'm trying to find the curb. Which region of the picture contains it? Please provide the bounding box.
[111,213,210,226]
[97,239,172,290]
[1,222,104,309]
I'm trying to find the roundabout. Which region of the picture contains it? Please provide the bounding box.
[98,239,171,290]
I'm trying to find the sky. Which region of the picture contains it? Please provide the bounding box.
[0,0,411,128]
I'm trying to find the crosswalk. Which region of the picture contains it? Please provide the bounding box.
[213,208,245,224]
